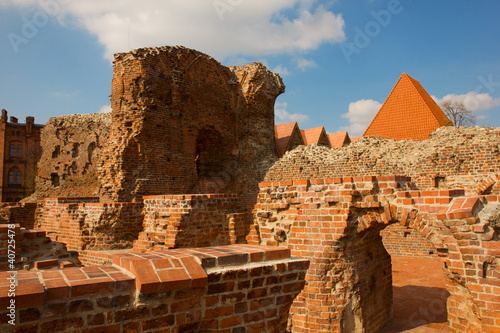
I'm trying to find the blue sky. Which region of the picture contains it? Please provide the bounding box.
[1,0,500,137]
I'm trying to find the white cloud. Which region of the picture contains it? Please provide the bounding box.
[275,101,309,124]
[340,99,381,136]
[2,0,345,61]
[273,65,290,76]
[98,104,112,113]
[293,57,317,71]
[432,91,500,113]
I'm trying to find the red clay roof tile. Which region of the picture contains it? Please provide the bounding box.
[328,132,350,148]
[363,73,453,141]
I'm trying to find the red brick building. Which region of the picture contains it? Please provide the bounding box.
[0,109,43,202]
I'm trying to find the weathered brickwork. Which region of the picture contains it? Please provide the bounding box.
[381,223,438,257]
[98,46,283,213]
[0,245,308,333]
[31,113,111,200]
[265,126,500,194]
[0,202,37,229]
[37,198,143,252]
[250,177,500,332]
[0,224,79,271]
[134,194,247,252]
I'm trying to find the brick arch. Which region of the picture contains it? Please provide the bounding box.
[250,176,499,332]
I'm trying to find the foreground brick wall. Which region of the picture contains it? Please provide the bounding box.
[0,245,309,333]
[250,176,500,332]
[37,198,143,252]
[99,46,283,211]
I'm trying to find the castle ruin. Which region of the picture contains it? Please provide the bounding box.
[0,46,499,333]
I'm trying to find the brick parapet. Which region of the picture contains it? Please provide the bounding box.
[0,245,309,332]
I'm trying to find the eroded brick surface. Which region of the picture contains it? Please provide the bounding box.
[30,113,111,200]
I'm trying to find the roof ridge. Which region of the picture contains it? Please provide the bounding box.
[405,74,452,126]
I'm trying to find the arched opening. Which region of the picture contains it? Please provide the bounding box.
[341,214,450,333]
[195,127,227,180]
[380,224,449,332]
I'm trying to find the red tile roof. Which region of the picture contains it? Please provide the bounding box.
[328,132,351,148]
[275,122,304,156]
[363,73,453,141]
[300,127,331,147]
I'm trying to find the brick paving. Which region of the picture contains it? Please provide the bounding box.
[383,256,449,332]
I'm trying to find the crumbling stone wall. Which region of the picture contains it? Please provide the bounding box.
[99,46,283,211]
[265,126,500,193]
[31,113,111,200]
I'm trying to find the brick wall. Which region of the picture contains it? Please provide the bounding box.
[37,198,143,252]
[0,245,309,333]
[30,113,111,200]
[0,224,79,271]
[0,203,37,229]
[250,176,500,332]
[134,194,247,252]
[264,126,500,195]
[99,47,282,210]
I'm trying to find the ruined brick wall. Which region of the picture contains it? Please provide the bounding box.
[99,46,282,213]
[381,224,438,257]
[37,198,143,252]
[30,113,111,200]
[0,245,308,333]
[265,126,500,193]
[0,202,37,229]
[250,177,500,332]
[134,194,246,252]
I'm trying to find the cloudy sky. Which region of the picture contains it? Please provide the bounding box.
[1,0,500,136]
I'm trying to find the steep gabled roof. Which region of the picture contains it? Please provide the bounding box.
[300,127,331,147]
[275,122,304,156]
[328,132,351,149]
[363,73,453,140]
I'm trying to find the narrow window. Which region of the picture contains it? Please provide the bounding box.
[17,145,22,157]
[9,144,15,157]
[8,170,14,184]
[16,171,21,184]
